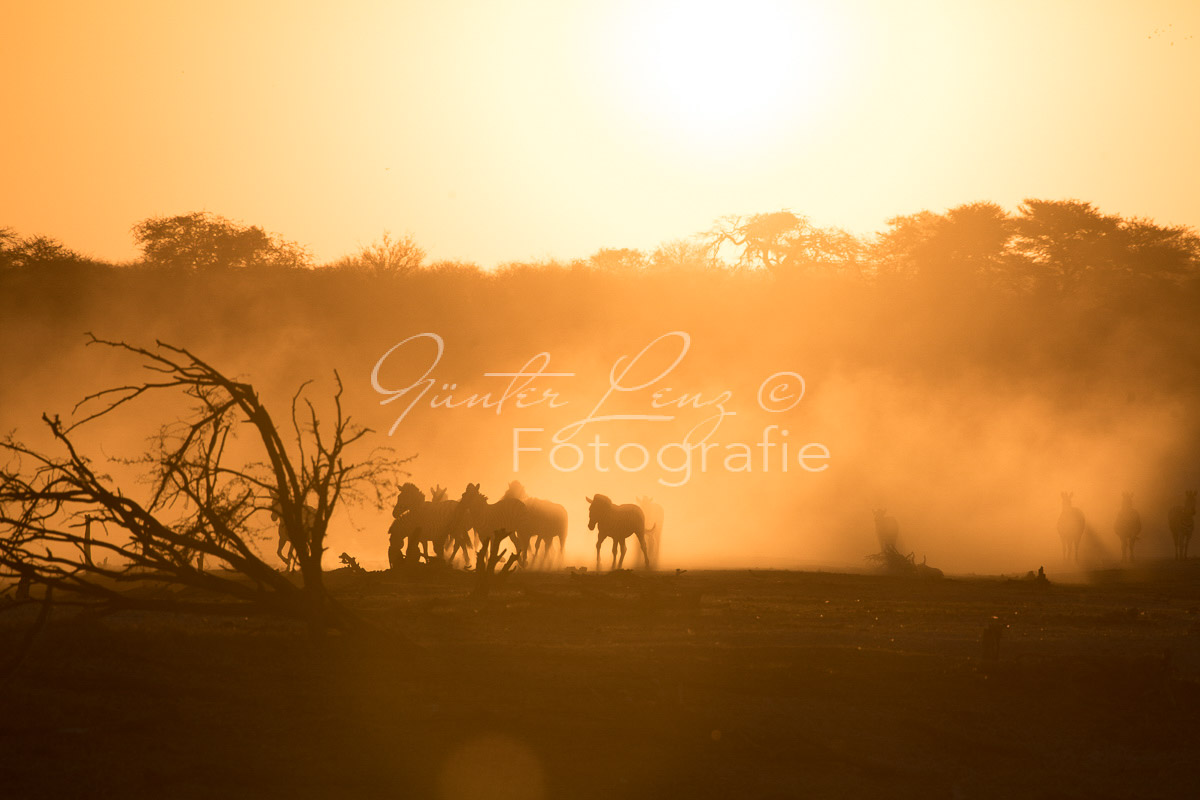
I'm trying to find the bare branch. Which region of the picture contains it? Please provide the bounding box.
[1,336,414,633]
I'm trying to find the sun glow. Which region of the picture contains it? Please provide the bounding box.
[615,0,845,147]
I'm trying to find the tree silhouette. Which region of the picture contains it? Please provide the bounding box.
[1013,199,1122,291]
[589,247,647,272]
[710,211,802,271]
[0,336,409,631]
[875,202,1017,287]
[650,238,711,271]
[132,212,310,270]
[1014,199,1199,292]
[1121,218,1200,285]
[0,228,88,270]
[872,199,1200,293]
[327,231,425,274]
[709,211,862,275]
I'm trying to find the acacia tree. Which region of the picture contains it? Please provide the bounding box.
[709,211,863,275]
[0,228,88,270]
[0,336,408,631]
[874,202,1018,287]
[871,199,1200,293]
[1014,199,1200,292]
[132,212,311,270]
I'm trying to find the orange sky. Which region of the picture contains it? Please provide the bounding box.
[4,0,1198,266]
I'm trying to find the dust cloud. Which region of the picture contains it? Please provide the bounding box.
[3,235,1198,575]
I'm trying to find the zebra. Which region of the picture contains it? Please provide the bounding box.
[1169,490,1197,560]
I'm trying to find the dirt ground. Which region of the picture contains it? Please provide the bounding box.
[4,564,1200,799]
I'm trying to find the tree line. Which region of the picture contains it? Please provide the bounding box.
[4,200,1198,295]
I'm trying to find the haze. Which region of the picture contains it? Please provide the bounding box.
[4,0,1199,266]
[3,1,1200,577]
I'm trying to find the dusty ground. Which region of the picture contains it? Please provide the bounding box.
[4,564,1200,799]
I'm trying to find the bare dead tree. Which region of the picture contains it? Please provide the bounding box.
[0,335,411,632]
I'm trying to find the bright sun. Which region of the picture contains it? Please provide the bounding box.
[617,0,843,147]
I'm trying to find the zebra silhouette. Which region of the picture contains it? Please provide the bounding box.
[1057,492,1085,562]
[1113,492,1141,562]
[1169,490,1197,560]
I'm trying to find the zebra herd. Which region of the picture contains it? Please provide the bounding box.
[1058,490,1197,562]
[386,481,664,572]
[273,485,1194,574]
